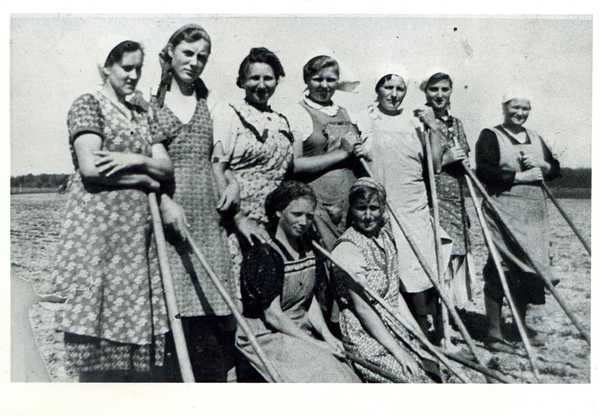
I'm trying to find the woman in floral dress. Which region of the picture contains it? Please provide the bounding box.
[50,38,173,382]
[331,178,441,383]
[212,47,293,281]
[150,24,236,382]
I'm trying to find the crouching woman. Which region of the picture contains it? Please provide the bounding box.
[235,181,360,382]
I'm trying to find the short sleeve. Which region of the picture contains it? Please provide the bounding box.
[67,94,104,144]
[331,241,368,277]
[282,103,314,142]
[240,244,284,317]
[148,107,168,145]
[211,102,240,163]
[331,240,368,309]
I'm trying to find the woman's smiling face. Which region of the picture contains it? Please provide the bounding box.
[425,79,452,112]
[503,98,531,128]
[350,193,383,237]
[242,62,278,105]
[307,66,339,104]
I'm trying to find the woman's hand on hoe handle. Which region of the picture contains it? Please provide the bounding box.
[160,196,190,241]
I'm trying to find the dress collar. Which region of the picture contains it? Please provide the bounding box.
[303,95,339,117]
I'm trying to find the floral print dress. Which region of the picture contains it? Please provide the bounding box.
[432,115,470,255]
[332,227,439,383]
[50,92,169,373]
[213,100,293,293]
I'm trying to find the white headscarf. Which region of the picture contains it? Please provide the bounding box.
[303,48,360,93]
[96,35,143,80]
[377,63,410,86]
[419,67,452,92]
[502,86,533,105]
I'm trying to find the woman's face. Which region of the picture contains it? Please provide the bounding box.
[168,39,210,84]
[276,197,316,240]
[307,66,339,104]
[350,193,383,238]
[503,98,531,128]
[242,62,278,105]
[425,79,452,112]
[105,50,143,99]
[377,75,407,112]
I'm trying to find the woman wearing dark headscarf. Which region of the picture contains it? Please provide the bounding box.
[150,24,236,382]
[235,181,360,382]
[331,178,441,383]
[476,88,560,351]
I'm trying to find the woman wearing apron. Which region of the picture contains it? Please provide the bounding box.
[476,88,560,352]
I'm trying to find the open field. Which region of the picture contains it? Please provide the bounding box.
[10,192,591,383]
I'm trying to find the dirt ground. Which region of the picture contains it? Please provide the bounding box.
[10,192,591,383]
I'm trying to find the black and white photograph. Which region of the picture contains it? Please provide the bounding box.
[4,5,597,415]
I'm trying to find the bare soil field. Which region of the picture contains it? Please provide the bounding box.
[10,191,591,383]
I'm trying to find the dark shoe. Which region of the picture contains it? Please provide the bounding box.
[484,335,516,353]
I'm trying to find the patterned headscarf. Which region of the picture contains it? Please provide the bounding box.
[349,177,387,204]
[155,24,211,107]
[346,177,388,230]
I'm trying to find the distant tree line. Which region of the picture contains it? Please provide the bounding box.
[11,173,71,190]
[545,168,591,189]
[10,168,591,191]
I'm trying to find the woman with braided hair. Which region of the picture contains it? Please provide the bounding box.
[150,24,236,382]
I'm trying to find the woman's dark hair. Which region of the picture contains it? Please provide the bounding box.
[104,40,144,68]
[236,47,285,88]
[168,26,212,54]
[375,74,395,93]
[425,72,453,90]
[302,55,339,84]
[265,181,316,227]
[346,186,386,229]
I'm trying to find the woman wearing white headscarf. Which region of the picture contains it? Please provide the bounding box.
[286,54,364,251]
[476,88,560,352]
[49,36,173,382]
[358,67,450,345]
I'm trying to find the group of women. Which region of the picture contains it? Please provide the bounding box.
[46,23,559,383]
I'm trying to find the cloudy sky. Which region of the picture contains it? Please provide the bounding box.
[9,14,592,176]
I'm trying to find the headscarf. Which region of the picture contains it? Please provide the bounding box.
[349,177,387,204]
[346,177,388,229]
[419,67,452,92]
[376,63,410,88]
[303,48,360,93]
[265,181,317,227]
[155,24,211,107]
[96,35,142,81]
[502,86,532,105]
